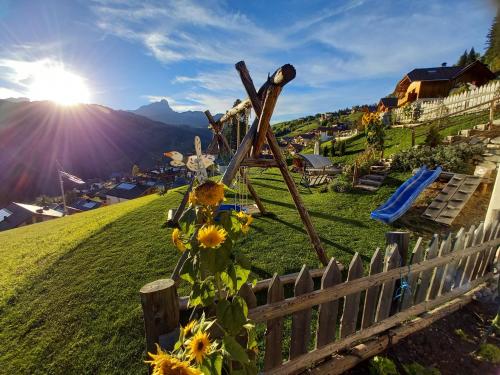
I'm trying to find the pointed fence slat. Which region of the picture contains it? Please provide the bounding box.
[440,228,465,294]
[470,222,486,280]
[340,253,364,338]
[238,282,257,309]
[461,223,484,284]
[361,248,384,329]
[478,221,500,277]
[264,275,284,371]
[456,225,476,287]
[400,238,424,310]
[290,266,314,360]
[414,235,439,304]
[375,245,400,322]
[316,258,342,348]
[428,233,453,300]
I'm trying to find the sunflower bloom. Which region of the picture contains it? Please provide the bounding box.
[192,181,225,206]
[172,228,186,252]
[146,344,202,375]
[197,225,227,249]
[236,211,253,226]
[188,191,197,206]
[188,331,211,364]
[241,224,250,234]
[182,320,197,337]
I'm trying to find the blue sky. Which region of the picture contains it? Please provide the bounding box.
[0,0,496,121]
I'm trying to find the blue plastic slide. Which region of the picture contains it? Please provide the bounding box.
[371,166,442,224]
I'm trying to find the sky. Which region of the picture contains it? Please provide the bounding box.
[0,0,496,121]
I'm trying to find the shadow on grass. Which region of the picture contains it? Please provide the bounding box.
[251,181,290,192]
[258,215,370,262]
[260,197,368,227]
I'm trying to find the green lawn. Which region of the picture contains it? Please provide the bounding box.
[0,168,417,374]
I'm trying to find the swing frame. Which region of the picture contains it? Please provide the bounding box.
[169,61,328,266]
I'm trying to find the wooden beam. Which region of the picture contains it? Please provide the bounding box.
[253,85,282,157]
[234,61,328,266]
[219,98,252,124]
[248,237,499,323]
[241,158,279,168]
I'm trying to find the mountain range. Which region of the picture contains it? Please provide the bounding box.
[0,99,211,205]
[130,99,222,128]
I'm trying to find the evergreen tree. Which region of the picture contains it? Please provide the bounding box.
[457,50,468,67]
[484,9,500,72]
[467,47,479,64]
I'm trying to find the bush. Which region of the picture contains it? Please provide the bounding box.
[369,356,398,375]
[424,125,443,147]
[391,143,484,173]
[344,149,379,177]
[328,174,352,193]
[404,362,441,375]
[330,142,336,156]
[338,141,347,156]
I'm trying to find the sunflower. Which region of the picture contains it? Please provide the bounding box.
[172,228,186,252]
[188,331,211,364]
[241,224,250,234]
[146,344,202,375]
[182,320,197,337]
[188,191,197,206]
[197,225,227,249]
[236,211,253,226]
[192,181,225,206]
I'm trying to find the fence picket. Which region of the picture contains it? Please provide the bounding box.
[340,253,364,338]
[415,235,439,304]
[471,222,488,280]
[428,233,453,299]
[462,223,484,283]
[264,274,284,371]
[440,228,465,294]
[375,245,400,322]
[316,258,342,348]
[238,282,257,309]
[478,220,500,277]
[401,238,424,310]
[290,266,314,360]
[361,248,384,328]
[456,225,476,286]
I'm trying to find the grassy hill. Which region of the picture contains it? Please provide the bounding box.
[0,168,416,374]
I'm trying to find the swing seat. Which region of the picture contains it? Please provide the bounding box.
[217,204,248,213]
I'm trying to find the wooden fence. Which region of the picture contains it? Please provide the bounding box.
[140,221,500,374]
[393,80,500,124]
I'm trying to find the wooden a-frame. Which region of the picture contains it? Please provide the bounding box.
[209,61,328,265]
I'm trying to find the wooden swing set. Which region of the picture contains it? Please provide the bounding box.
[170,61,328,266]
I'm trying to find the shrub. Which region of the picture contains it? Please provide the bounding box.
[369,356,398,375]
[424,125,443,147]
[476,343,500,364]
[404,362,441,375]
[391,143,484,173]
[344,149,379,177]
[330,142,336,156]
[338,141,347,156]
[328,174,352,193]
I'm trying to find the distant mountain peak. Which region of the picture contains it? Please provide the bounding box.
[130,100,222,128]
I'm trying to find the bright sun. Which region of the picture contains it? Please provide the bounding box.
[28,65,91,106]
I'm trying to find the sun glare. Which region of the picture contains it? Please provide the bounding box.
[28,65,91,106]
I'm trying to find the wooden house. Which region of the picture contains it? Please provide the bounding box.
[105,182,154,205]
[377,97,398,112]
[0,202,63,231]
[394,61,495,106]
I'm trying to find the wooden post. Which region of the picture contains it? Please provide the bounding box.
[385,231,409,265]
[233,61,328,265]
[140,279,180,357]
[411,127,416,147]
[489,100,495,130]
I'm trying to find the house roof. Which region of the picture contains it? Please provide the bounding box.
[0,202,63,231]
[105,182,151,200]
[406,66,463,82]
[69,198,102,211]
[379,97,398,108]
[297,133,316,140]
[288,143,305,151]
[297,154,333,169]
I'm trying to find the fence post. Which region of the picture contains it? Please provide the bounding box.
[489,100,495,130]
[386,231,410,265]
[140,279,180,358]
[411,127,416,147]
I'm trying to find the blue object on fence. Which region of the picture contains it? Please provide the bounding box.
[394,280,412,301]
[371,165,442,224]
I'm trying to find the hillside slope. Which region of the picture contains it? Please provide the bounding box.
[0,100,211,205]
[0,169,410,374]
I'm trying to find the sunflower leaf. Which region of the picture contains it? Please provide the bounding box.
[200,352,223,375]
[222,335,249,364]
[216,296,248,335]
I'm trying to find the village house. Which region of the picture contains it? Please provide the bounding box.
[287,143,305,155]
[394,61,495,106]
[105,182,154,205]
[377,97,398,112]
[68,198,102,212]
[293,132,316,146]
[0,202,63,231]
